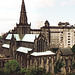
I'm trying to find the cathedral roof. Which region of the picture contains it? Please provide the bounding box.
[59,48,73,55]
[6,34,20,41]
[22,34,39,42]
[5,34,39,42]
[17,47,32,53]
[2,44,10,48]
[31,51,55,56]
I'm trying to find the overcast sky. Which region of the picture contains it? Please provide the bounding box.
[0,0,75,35]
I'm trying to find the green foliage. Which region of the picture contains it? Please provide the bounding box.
[5,60,21,74]
[18,68,29,74]
[29,67,46,75]
[53,48,58,53]
[0,60,52,75]
[19,68,25,74]
[25,68,30,75]
[54,60,64,74]
[24,67,50,75]
[70,73,75,75]
[71,61,75,69]
[71,44,75,53]
[0,35,3,39]
[43,72,51,75]
[0,68,5,74]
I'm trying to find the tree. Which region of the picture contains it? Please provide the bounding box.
[71,61,75,69]
[53,48,58,53]
[5,60,21,74]
[25,68,31,75]
[24,67,51,75]
[71,44,75,53]
[30,67,46,75]
[54,60,64,74]
[0,68,5,75]
[18,68,30,75]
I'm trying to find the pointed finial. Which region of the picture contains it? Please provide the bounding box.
[22,0,24,2]
[19,0,27,24]
[12,34,14,39]
[22,0,24,4]
[21,0,25,13]
[45,20,50,27]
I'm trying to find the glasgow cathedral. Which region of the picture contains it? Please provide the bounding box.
[0,0,75,74]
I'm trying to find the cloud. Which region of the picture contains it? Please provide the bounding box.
[0,0,21,9]
[36,0,55,8]
[27,13,44,28]
[37,0,54,8]
[61,0,75,6]
[61,1,67,6]
[26,0,55,9]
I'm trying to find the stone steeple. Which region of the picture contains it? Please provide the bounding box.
[16,0,30,37]
[19,0,27,24]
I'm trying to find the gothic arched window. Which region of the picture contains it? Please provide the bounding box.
[37,38,45,52]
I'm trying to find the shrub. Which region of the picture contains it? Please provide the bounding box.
[0,68,5,75]
[71,61,75,69]
[24,68,30,75]
[71,44,75,53]
[30,67,46,75]
[5,60,21,74]
[54,60,64,74]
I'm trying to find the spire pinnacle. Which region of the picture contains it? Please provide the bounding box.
[22,0,24,3]
[19,0,27,24]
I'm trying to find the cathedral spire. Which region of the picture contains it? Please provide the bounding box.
[19,0,27,24]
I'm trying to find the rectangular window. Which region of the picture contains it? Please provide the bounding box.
[68,41,70,43]
[68,44,70,45]
[68,33,70,35]
[68,39,70,40]
[68,36,70,37]
[61,37,63,38]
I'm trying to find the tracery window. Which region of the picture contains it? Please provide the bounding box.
[37,38,45,52]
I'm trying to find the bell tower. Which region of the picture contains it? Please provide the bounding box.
[16,0,31,39]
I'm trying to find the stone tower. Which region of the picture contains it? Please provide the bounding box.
[16,0,31,40]
[19,0,27,24]
[41,20,51,48]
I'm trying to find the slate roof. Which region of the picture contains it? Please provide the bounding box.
[31,51,55,56]
[59,48,73,55]
[17,47,32,53]
[6,34,20,41]
[2,44,10,48]
[22,34,39,42]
